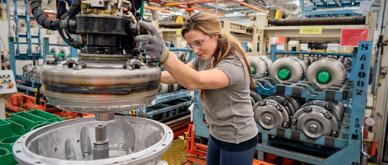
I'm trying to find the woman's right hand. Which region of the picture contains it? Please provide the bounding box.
[134,21,169,63]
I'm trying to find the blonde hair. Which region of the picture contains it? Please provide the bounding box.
[181,12,256,95]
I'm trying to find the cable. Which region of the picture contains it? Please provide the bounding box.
[58,29,83,49]
[31,0,61,30]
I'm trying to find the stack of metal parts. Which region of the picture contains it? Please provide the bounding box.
[253,96,344,139]
[292,100,344,139]
[253,96,299,130]
[22,64,40,82]
[300,55,352,70]
[13,0,173,164]
[267,56,347,89]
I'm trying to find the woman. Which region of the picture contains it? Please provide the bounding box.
[135,12,258,165]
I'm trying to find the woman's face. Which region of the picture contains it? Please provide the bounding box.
[184,30,218,61]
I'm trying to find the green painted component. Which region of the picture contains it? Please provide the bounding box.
[0,135,20,151]
[10,115,41,131]
[0,110,63,165]
[17,112,46,122]
[5,120,26,135]
[0,147,16,165]
[0,120,14,140]
[140,0,144,18]
[278,68,291,80]
[57,52,65,59]
[316,70,331,84]
[28,110,63,123]
[249,65,256,75]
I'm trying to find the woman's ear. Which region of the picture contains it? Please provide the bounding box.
[210,33,219,40]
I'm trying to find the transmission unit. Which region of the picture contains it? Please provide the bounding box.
[292,100,344,139]
[253,96,299,129]
[13,0,173,164]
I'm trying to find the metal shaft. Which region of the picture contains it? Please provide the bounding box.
[93,124,109,159]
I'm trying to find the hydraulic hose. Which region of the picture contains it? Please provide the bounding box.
[31,0,60,30]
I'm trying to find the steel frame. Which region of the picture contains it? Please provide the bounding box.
[192,41,372,164]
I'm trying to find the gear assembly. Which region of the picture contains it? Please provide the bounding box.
[12,0,173,164]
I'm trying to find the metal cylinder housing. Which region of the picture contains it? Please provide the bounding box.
[247,55,272,78]
[307,58,346,89]
[253,96,299,129]
[13,116,173,165]
[292,100,344,139]
[40,62,160,113]
[269,57,306,83]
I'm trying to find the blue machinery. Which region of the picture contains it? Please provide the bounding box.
[299,0,363,17]
[132,90,192,122]
[11,0,42,60]
[8,37,77,95]
[193,41,372,164]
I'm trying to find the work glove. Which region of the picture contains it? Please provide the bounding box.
[134,21,170,64]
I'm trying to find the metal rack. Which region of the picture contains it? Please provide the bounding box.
[115,90,192,122]
[299,0,364,17]
[10,0,42,60]
[192,41,372,164]
[256,42,372,164]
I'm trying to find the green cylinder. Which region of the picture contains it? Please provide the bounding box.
[316,70,331,84]
[278,68,291,80]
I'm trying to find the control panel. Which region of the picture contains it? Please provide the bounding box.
[0,70,17,95]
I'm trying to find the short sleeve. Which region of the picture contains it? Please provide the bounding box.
[215,56,245,87]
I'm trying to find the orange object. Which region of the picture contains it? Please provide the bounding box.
[232,0,267,13]
[370,141,378,157]
[7,82,15,88]
[265,154,278,163]
[6,92,47,112]
[185,123,208,165]
[185,7,194,13]
[282,158,295,165]
[5,92,90,119]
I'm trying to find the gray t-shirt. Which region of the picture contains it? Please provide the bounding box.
[192,52,258,144]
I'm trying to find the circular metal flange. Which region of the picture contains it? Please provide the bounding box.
[302,100,344,122]
[40,63,160,113]
[13,116,173,165]
[293,105,340,139]
[253,99,290,129]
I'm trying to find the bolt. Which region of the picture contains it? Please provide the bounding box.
[282,122,288,127]
[309,123,318,131]
[304,107,312,113]
[258,101,266,106]
[264,115,272,123]
[291,119,297,125]
[324,112,332,119]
